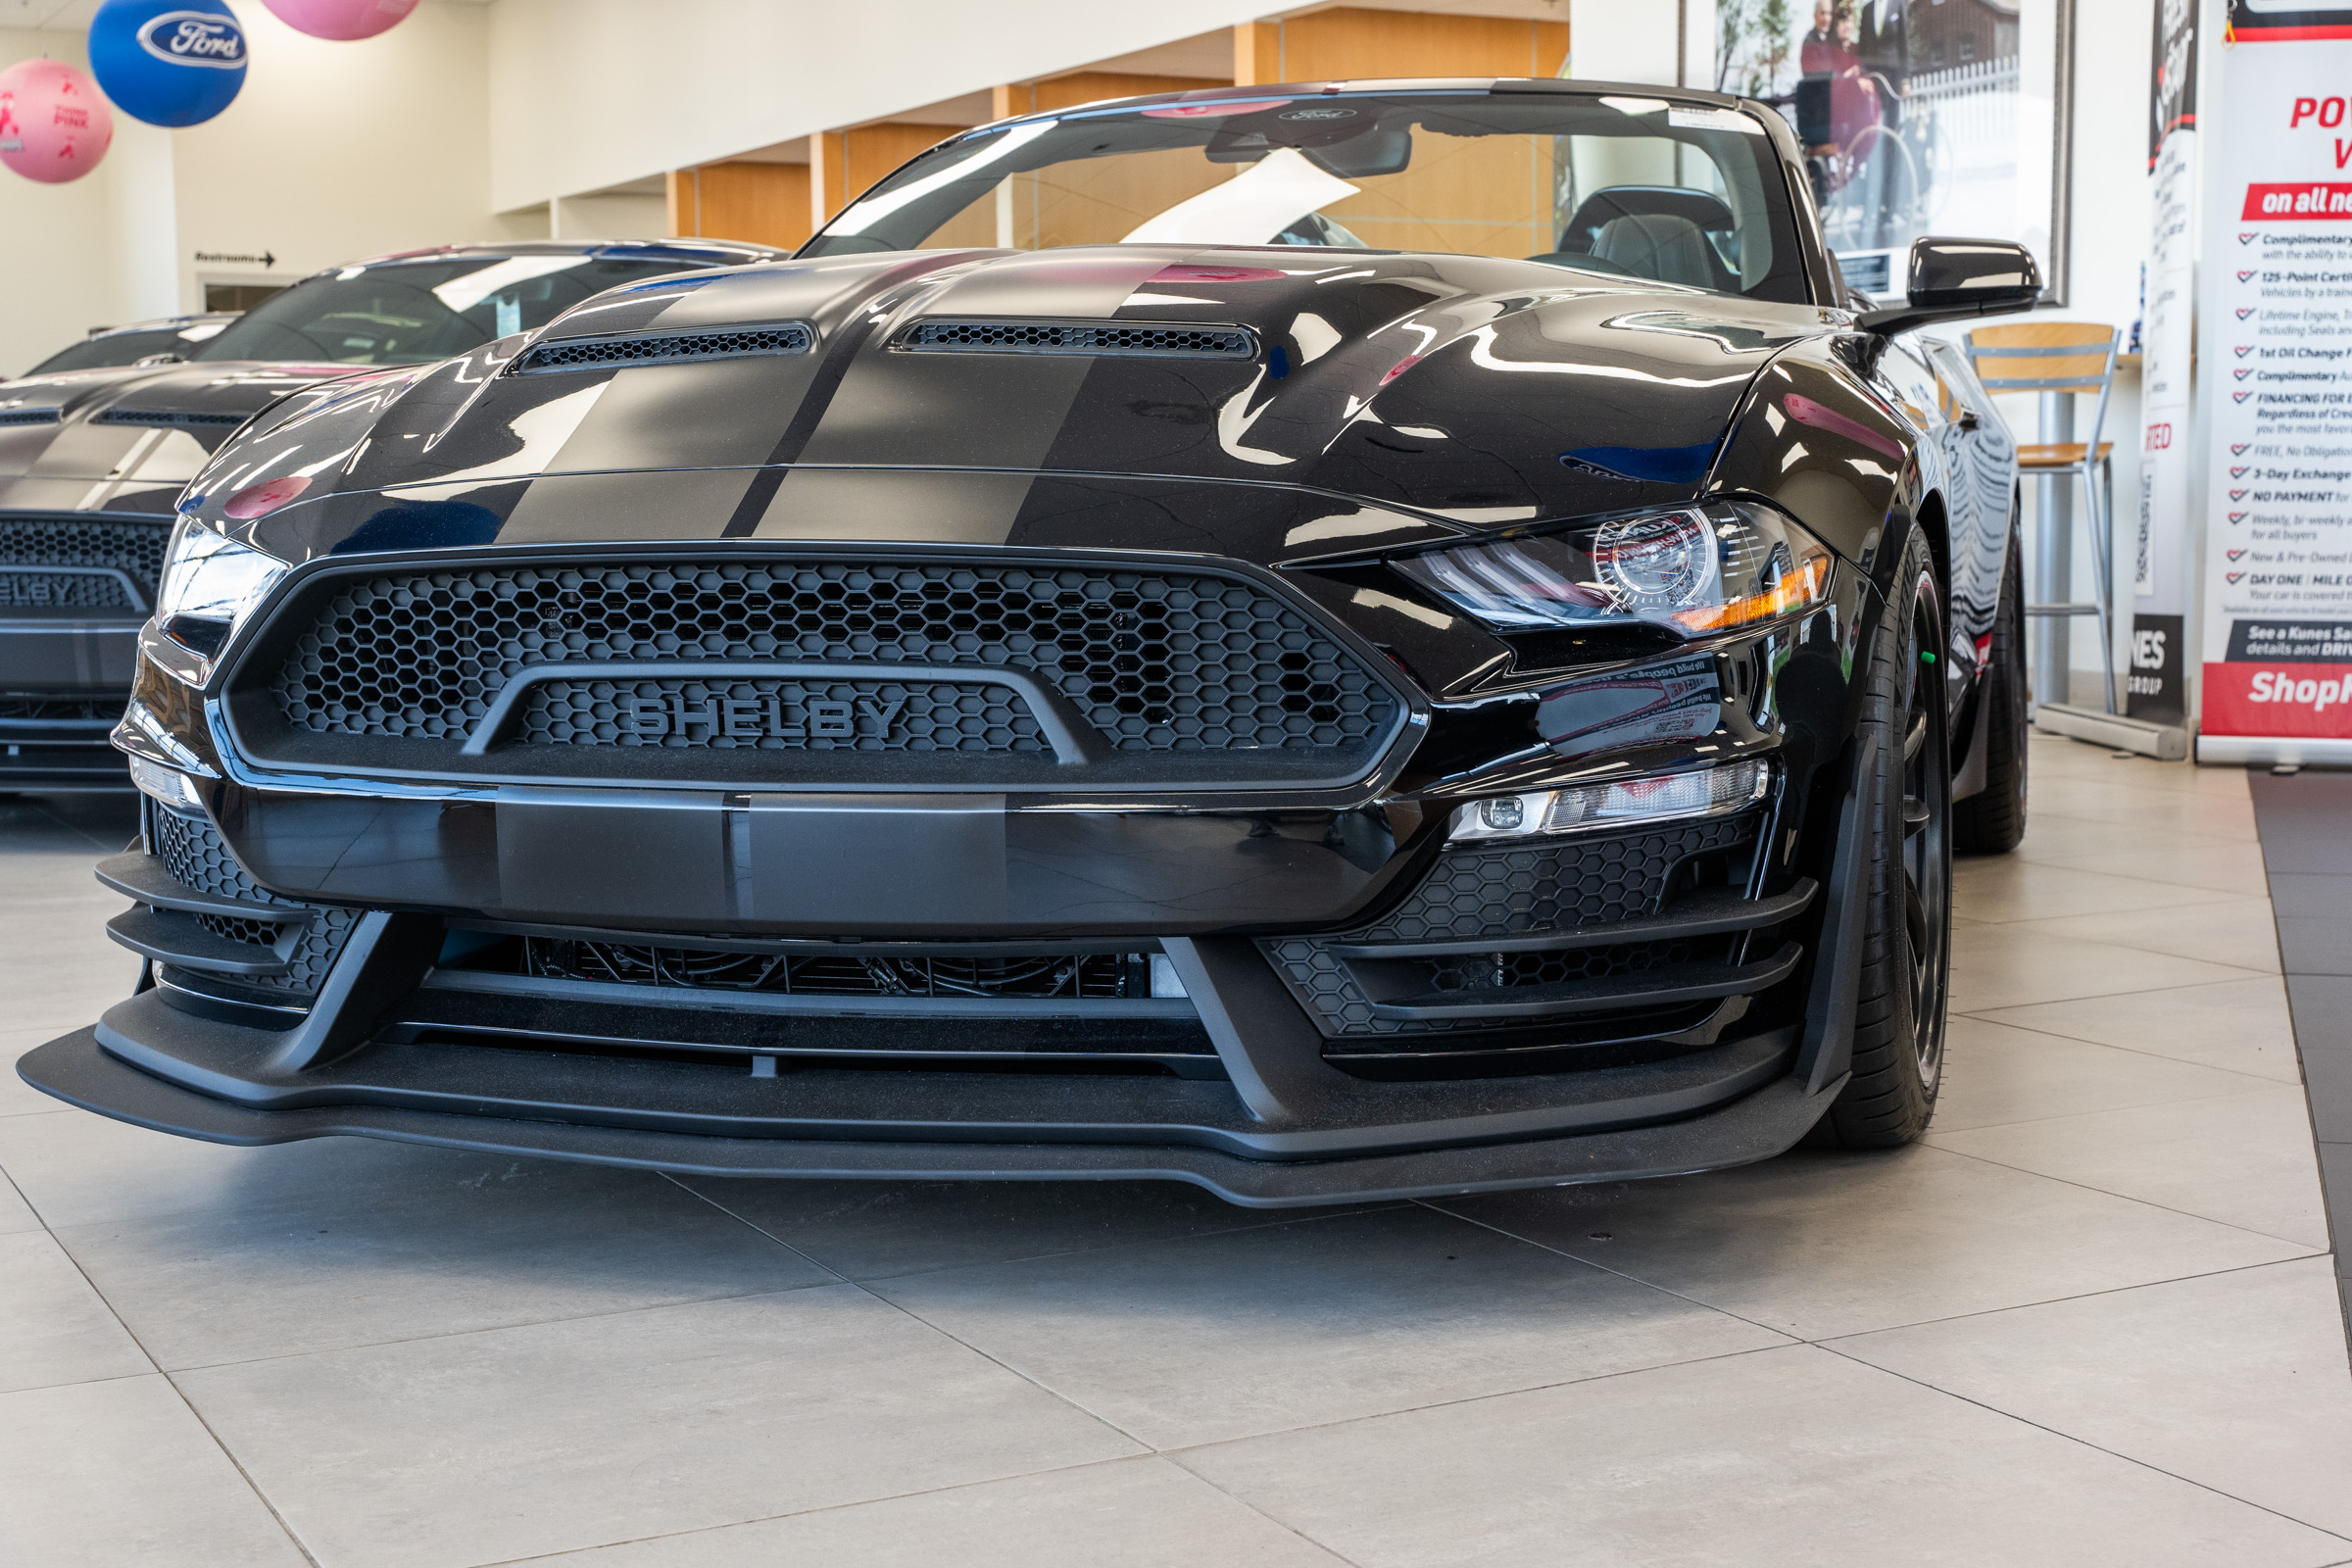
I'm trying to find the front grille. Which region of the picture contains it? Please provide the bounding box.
[0,515,171,608]
[901,319,1256,358]
[1420,937,1720,992]
[520,673,1048,752]
[523,937,1150,1000]
[0,569,139,609]
[263,559,1396,776]
[0,409,61,426]
[93,408,249,429]
[149,808,353,998]
[514,323,813,374]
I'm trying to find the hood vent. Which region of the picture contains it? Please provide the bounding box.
[513,322,814,374]
[900,319,1257,359]
[0,408,62,426]
[94,409,250,429]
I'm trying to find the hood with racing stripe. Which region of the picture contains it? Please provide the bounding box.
[187,244,1835,564]
[0,361,357,517]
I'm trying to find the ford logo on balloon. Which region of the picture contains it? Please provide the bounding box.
[138,12,247,67]
[88,0,249,127]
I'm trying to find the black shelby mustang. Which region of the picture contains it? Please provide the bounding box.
[21,79,2035,1204]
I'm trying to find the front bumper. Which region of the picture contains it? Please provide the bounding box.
[0,614,138,789]
[18,1021,1838,1206]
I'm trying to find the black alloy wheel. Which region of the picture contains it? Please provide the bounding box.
[1811,527,1953,1147]
[1953,522,2029,855]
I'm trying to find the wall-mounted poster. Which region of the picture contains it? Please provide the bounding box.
[1716,0,2069,300]
[2194,0,2352,763]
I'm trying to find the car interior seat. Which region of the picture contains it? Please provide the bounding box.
[1588,214,1720,290]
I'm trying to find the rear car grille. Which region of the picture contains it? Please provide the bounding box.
[901,319,1256,357]
[514,323,813,374]
[253,557,1398,783]
[522,938,1151,999]
[0,514,171,610]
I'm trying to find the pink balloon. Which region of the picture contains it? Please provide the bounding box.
[0,59,114,184]
[261,0,418,40]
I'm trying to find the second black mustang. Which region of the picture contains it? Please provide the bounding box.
[22,78,2034,1204]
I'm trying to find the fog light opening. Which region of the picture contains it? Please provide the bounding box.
[126,754,207,815]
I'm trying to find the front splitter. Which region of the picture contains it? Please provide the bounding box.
[19,1027,1838,1207]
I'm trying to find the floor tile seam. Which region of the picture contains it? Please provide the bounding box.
[653,1170,858,1286]
[1907,1140,2334,1252]
[652,1173,1159,1454]
[1804,1253,2346,1348]
[1410,1198,1805,1345]
[1946,1020,2305,1084]
[1922,1079,2318,1139]
[124,1279,859,1377]
[2017,856,2270,893]
[24,804,121,852]
[1807,1339,2352,1546]
[155,1371,326,1568]
[776,1200,1417,1289]
[457,1454,1365,1568]
[1151,1339,1810,1460]
[1949,964,2276,1012]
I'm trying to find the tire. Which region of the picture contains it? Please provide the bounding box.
[1953,526,2028,856]
[1810,528,1953,1149]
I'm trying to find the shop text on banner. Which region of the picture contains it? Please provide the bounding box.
[2197,1,2352,760]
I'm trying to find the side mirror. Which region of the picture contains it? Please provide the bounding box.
[1855,237,2043,336]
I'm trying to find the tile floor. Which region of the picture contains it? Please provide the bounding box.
[2,733,2347,1567]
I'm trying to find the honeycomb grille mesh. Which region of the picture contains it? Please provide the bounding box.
[270,560,1394,760]
[520,675,1048,752]
[149,808,352,997]
[903,320,1255,357]
[0,409,61,426]
[1265,816,1758,1037]
[514,324,812,374]
[0,515,170,606]
[0,570,137,609]
[92,409,248,429]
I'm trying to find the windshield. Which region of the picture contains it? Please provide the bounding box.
[28,321,225,375]
[807,92,1811,303]
[192,253,719,366]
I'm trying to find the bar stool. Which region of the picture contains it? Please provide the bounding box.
[1964,322,2120,713]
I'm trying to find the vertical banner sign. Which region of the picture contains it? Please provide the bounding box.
[2133,0,2199,726]
[2197,1,2352,760]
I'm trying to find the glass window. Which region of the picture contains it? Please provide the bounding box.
[27,328,189,375]
[192,253,719,366]
[807,92,1813,305]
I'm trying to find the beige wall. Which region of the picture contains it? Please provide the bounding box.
[0,28,129,376]
[1,1,545,377]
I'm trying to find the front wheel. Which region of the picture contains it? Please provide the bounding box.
[1810,528,1952,1148]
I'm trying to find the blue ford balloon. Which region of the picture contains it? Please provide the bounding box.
[88,0,248,128]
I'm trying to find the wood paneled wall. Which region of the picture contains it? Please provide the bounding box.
[1235,8,1568,85]
[994,72,1228,120]
[665,162,812,251]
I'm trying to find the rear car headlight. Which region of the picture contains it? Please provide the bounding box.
[1448,758,1769,843]
[151,516,288,681]
[1392,502,1832,638]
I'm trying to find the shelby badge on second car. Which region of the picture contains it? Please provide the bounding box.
[20,78,2034,1205]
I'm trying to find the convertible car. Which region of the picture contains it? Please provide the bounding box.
[22,79,2033,1204]
[0,239,786,790]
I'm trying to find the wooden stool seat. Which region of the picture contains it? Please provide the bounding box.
[2016,441,2115,468]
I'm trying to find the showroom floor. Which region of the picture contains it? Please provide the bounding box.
[3,733,2349,1568]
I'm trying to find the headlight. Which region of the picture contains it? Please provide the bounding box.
[1392,501,1832,638]
[151,517,288,681]
[1448,759,1769,844]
